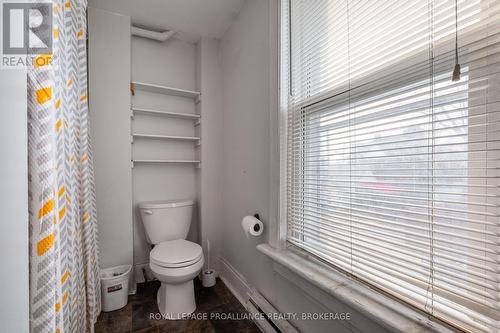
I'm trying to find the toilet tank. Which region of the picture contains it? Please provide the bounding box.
[138,199,194,244]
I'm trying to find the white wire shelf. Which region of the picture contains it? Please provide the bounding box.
[132,107,200,120]
[132,159,200,164]
[131,81,201,102]
[132,133,200,141]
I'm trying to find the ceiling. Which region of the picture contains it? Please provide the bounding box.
[88,0,246,40]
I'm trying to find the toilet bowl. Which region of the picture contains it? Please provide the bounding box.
[138,199,203,319]
[149,239,204,319]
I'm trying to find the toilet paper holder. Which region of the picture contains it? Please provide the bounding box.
[253,214,262,232]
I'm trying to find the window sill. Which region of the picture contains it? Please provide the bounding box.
[256,244,460,333]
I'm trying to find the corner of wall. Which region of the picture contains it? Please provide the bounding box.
[0,69,29,333]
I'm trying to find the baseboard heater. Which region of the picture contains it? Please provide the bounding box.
[246,289,300,333]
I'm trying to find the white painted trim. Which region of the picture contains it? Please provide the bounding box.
[218,256,252,306]
[257,244,461,333]
[277,0,289,249]
[248,289,300,333]
[218,256,300,333]
[216,262,273,332]
[268,0,282,249]
[246,301,282,333]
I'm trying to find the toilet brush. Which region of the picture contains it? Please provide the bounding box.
[202,239,216,287]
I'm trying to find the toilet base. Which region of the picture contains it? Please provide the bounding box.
[157,280,196,320]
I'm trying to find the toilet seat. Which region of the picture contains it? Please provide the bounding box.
[151,239,203,268]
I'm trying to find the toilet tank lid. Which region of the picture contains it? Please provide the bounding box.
[138,199,194,209]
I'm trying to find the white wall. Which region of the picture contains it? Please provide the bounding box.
[88,7,134,271]
[131,36,199,281]
[196,37,223,273]
[88,5,201,287]
[217,1,386,332]
[0,70,29,332]
[219,0,271,282]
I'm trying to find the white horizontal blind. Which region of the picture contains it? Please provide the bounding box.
[285,1,500,332]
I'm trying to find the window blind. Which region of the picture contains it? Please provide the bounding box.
[284,1,500,332]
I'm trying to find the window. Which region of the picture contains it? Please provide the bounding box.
[282,1,500,332]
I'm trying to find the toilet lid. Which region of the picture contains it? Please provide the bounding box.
[150,240,203,268]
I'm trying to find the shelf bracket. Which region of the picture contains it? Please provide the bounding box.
[195,94,201,105]
[130,83,135,96]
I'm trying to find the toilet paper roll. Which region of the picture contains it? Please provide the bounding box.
[241,215,264,238]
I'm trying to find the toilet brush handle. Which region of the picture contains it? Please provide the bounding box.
[206,239,210,271]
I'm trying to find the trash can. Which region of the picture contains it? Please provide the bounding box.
[100,265,132,312]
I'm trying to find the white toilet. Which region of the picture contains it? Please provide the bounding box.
[138,199,204,319]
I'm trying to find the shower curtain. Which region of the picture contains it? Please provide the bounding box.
[28,1,100,332]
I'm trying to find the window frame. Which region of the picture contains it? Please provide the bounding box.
[277,1,498,332]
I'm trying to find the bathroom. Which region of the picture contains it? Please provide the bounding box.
[1,0,499,332]
[87,0,274,330]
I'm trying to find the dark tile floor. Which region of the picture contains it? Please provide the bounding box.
[95,278,262,333]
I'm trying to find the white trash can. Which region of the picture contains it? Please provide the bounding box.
[100,265,132,312]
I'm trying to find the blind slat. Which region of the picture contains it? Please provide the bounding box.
[288,226,499,306]
[285,0,500,331]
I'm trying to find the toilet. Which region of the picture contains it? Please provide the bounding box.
[138,199,204,319]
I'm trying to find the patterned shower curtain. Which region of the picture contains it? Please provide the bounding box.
[28,1,100,332]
